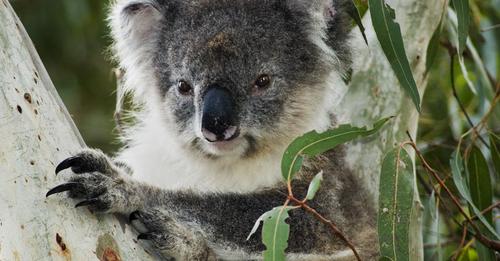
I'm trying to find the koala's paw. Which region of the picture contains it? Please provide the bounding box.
[46,149,132,213]
[129,209,216,261]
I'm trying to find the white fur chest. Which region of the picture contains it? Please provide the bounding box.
[116,122,285,193]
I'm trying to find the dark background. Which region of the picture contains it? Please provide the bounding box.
[12,0,117,152]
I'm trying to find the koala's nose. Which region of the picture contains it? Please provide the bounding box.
[201,86,239,142]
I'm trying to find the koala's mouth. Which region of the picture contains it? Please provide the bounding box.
[191,134,258,159]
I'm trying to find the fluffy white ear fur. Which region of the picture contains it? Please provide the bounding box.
[294,0,340,69]
[109,0,163,100]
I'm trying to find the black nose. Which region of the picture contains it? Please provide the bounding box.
[201,86,239,142]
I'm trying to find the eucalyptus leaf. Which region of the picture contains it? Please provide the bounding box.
[451,0,470,55]
[261,206,293,261]
[467,146,493,223]
[378,148,414,261]
[466,147,495,261]
[426,16,445,72]
[450,149,500,239]
[306,171,324,201]
[347,0,368,45]
[489,134,500,179]
[368,0,421,112]
[447,6,477,94]
[281,117,390,181]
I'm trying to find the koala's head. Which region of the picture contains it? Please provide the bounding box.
[109,0,350,159]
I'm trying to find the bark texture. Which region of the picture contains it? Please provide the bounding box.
[341,0,448,260]
[0,1,155,260]
[0,0,446,260]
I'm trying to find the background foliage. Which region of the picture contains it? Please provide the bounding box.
[12,0,117,152]
[11,0,500,259]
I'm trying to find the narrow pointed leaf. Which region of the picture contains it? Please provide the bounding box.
[489,134,500,179]
[466,147,495,261]
[450,150,500,239]
[378,148,414,261]
[347,0,368,45]
[426,16,445,72]
[261,207,293,261]
[281,117,390,181]
[451,0,470,54]
[306,171,324,201]
[368,0,421,112]
[467,147,493,223]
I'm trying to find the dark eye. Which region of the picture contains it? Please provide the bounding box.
[254,74,271,89]
[177,80,193,95]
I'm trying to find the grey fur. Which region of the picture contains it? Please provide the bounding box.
[48,0,379,260]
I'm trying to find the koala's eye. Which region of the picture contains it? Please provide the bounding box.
[254,75,271,89]
[177,80,193,96]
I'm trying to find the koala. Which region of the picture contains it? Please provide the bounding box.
[46,0,378,260]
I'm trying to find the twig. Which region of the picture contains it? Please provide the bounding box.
[287,195,362,261]
[481,24,500,32]
[406,131,467,230]
[454,238,476,260]
[470,202,500,222]
[449,54,490,148]
[402,141,500,251]
[452,225,468,261]
[423,239,457,248]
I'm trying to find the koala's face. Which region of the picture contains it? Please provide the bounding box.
[111,0,349,158]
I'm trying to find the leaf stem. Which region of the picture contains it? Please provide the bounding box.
[449,53,490,148]
[401,141,500,252]
[287,195,362,261]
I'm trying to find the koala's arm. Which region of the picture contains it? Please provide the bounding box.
[47,149,376,260]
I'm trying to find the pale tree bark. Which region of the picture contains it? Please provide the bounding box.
[341,0,448,260]
[0,0,445,260]
[0,1,156,260]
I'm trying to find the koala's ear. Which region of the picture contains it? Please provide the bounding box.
[110,1,163,43]
[108,1,166,97]
[287,0,337,23]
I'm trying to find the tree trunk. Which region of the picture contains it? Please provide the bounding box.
[0,1,155,260]
[341,0,448,260]
[0,0,446,260]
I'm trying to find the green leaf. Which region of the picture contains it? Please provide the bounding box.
[446,12,477,95]
[378,148,414,261]
[457,248,478,261]
[428,191,437,220]
[467,147,493,223]
[347,0,368,45]
[425,16,445,72]
[489,134,500,180]
[281,117,390,181]
[368,0,421,112]
[451,0,470,55]
[306,171,324,200]
[450,150,500,239]
[261,207,292,261]
[466,147,495,261]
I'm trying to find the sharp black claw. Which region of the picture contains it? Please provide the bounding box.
[137,233,155,241]
[46,182,80,197]
[55,156,81,175]
[129,211,141,222]
[75,198,99,208]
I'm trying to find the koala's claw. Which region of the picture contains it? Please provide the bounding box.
[46,182,81,197]
[137,232,157,241]
[74,198,101,208]
[129,210,141,222]
[55,156,83,174]
[47,149,132,213]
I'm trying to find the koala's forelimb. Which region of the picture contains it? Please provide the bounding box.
[47,149,371,260]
